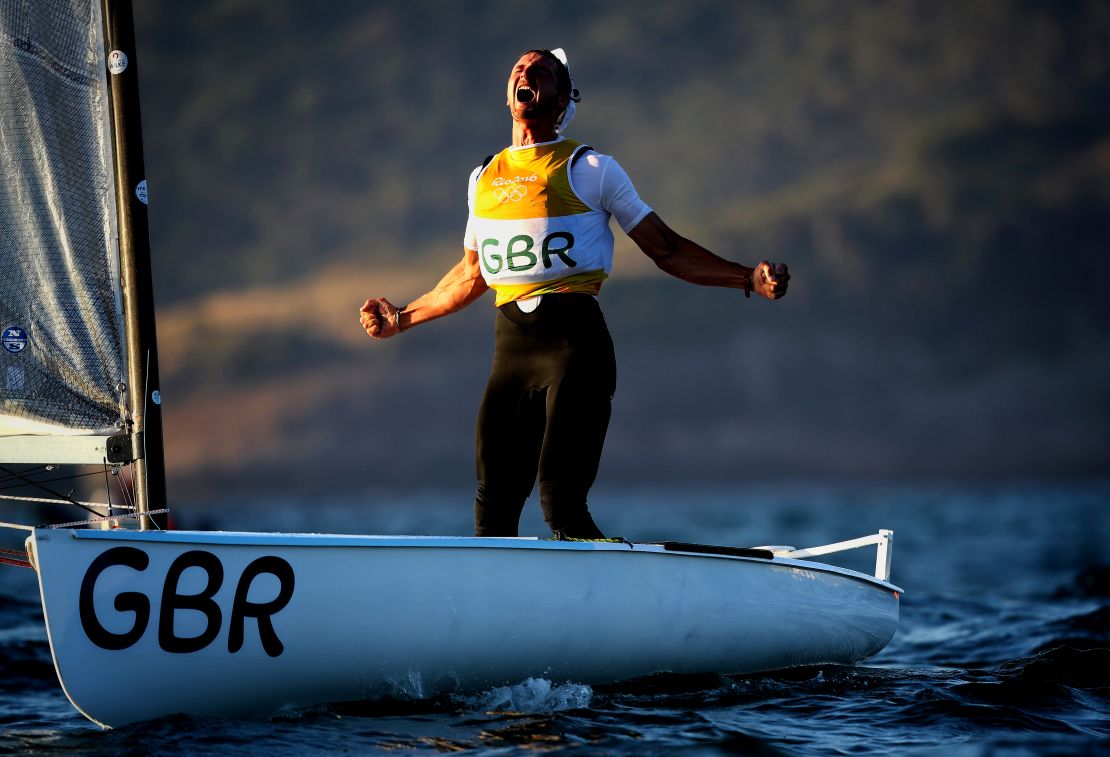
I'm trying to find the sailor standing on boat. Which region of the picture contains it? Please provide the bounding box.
[360,49,789,539]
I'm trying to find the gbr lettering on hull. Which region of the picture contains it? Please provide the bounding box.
[78,547,295,657]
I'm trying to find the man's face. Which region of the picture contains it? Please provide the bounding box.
[506,52,567,123]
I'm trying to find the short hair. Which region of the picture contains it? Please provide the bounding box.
[521,49,578,102]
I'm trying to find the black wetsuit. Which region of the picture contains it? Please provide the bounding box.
[473,293,615,538]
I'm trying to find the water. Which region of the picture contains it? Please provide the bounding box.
[1,480,1107,755]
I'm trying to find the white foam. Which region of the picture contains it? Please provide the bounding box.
[462,677,593,713]
[385,669,427,699]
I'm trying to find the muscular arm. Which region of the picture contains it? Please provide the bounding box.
[627,212,788,299]
[360,247,489,339]
[400,247,489,329]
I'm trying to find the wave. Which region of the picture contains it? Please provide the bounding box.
[456,677,593,713]
[1054,565,1110,599]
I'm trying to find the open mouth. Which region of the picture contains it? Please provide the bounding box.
[515,86,535,103]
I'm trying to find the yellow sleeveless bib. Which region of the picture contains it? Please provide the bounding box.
[471,139,614,306]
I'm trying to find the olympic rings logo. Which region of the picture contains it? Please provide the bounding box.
[494,185,529,203]
[490,175,537,203]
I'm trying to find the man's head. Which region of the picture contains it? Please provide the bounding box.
[522,49,573,101]
[506,50,576,129]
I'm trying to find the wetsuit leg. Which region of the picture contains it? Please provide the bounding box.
[473,374,545,537]
[473,303,552,536]
[473,295,615,538]
[537,316,614,538]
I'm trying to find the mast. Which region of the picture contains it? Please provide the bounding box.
[101,0,166,530]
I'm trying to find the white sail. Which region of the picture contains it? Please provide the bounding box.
[0,0,127,463]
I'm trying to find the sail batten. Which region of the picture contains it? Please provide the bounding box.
[0,0,128,461]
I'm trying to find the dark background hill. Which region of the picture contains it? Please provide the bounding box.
[129,0,1110,500]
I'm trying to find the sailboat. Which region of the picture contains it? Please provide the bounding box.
[1,0,901,729]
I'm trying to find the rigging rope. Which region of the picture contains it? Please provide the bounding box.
[0,468,102,492]
[44,508,171,530]
[0,464,48,486]
[0,462,168,532]
[116,465,136,513]
[0,494,132,509]
[102,463,115,517]
[0,465,102,517]
[0,508,170,532]
[0,547,31,569]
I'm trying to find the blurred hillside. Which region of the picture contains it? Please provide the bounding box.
[130,0,1110,499]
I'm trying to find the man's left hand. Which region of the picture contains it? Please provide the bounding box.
[752,261,790,300]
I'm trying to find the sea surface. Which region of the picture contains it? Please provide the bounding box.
[1,480,1107,755]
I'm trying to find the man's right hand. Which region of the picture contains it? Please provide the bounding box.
[360,298,402,339]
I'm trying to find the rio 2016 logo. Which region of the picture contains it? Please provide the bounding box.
[491,175,537,203]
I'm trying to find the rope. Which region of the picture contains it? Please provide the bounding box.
[117,466,136,513]
[0,493,130,510]
[102,464,115,515]
[1,508,169,532]
[0,546,31,568]
[0,468,102,492]
[0,465,102,517]
[45,508,171,530]
[0,464,48,485]
[548,534,633,548]
[0,463,168,534]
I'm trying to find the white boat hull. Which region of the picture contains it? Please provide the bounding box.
[29,529,900,728]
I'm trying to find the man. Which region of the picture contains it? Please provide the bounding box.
[360,49,789,539]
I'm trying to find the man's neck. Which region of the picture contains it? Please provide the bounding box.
[512,119,559,147]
